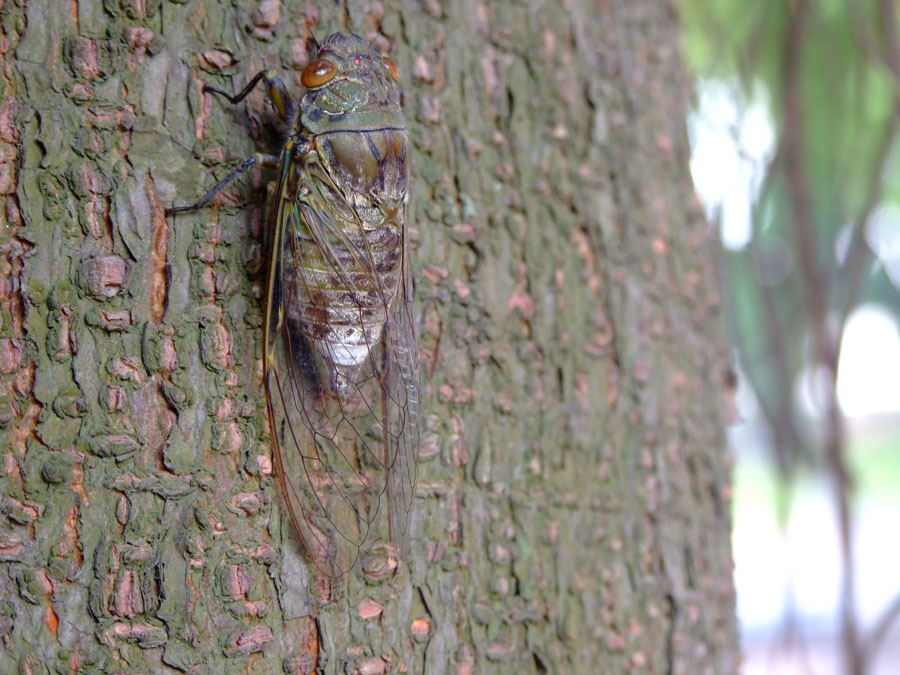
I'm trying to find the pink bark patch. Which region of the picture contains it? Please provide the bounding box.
[200,49,235,71]
[227,564,249,598]
[358,599,383,619]
[234,625,273,653]
[411,617,432,640]
[83,256,126,298]
[508,290,534,319]
[0,338,21,374]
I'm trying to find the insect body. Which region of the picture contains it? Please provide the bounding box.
[168,33,420,577]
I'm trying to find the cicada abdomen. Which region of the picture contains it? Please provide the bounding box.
[263,33,420,577]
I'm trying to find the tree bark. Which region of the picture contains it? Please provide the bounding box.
[0,0,739,673]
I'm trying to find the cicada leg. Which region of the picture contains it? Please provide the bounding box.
[166,70,297,216]
[166,153,281,215]
[205,69,296,123]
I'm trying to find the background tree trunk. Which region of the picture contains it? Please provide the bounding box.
[0,0,739,672]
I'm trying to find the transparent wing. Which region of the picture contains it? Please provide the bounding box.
[264,137,419,578]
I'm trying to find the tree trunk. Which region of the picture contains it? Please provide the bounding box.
[0,0,739,673]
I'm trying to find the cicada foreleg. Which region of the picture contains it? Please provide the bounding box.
[205,69,296,123]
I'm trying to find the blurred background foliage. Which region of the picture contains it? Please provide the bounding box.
[679,0,900,673]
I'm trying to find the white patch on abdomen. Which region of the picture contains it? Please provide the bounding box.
[323,323,384,367]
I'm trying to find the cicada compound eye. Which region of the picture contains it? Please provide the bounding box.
[383,56,400,82]
[302,58,338,87]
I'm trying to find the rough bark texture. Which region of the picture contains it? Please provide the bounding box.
[0,0,738,673]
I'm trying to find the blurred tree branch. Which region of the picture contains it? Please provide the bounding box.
[781,3,862,673]
[682,0,900,671]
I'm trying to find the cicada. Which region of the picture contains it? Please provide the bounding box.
[167,33,420,577]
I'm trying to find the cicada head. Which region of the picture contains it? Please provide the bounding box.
[299,33,404,134]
